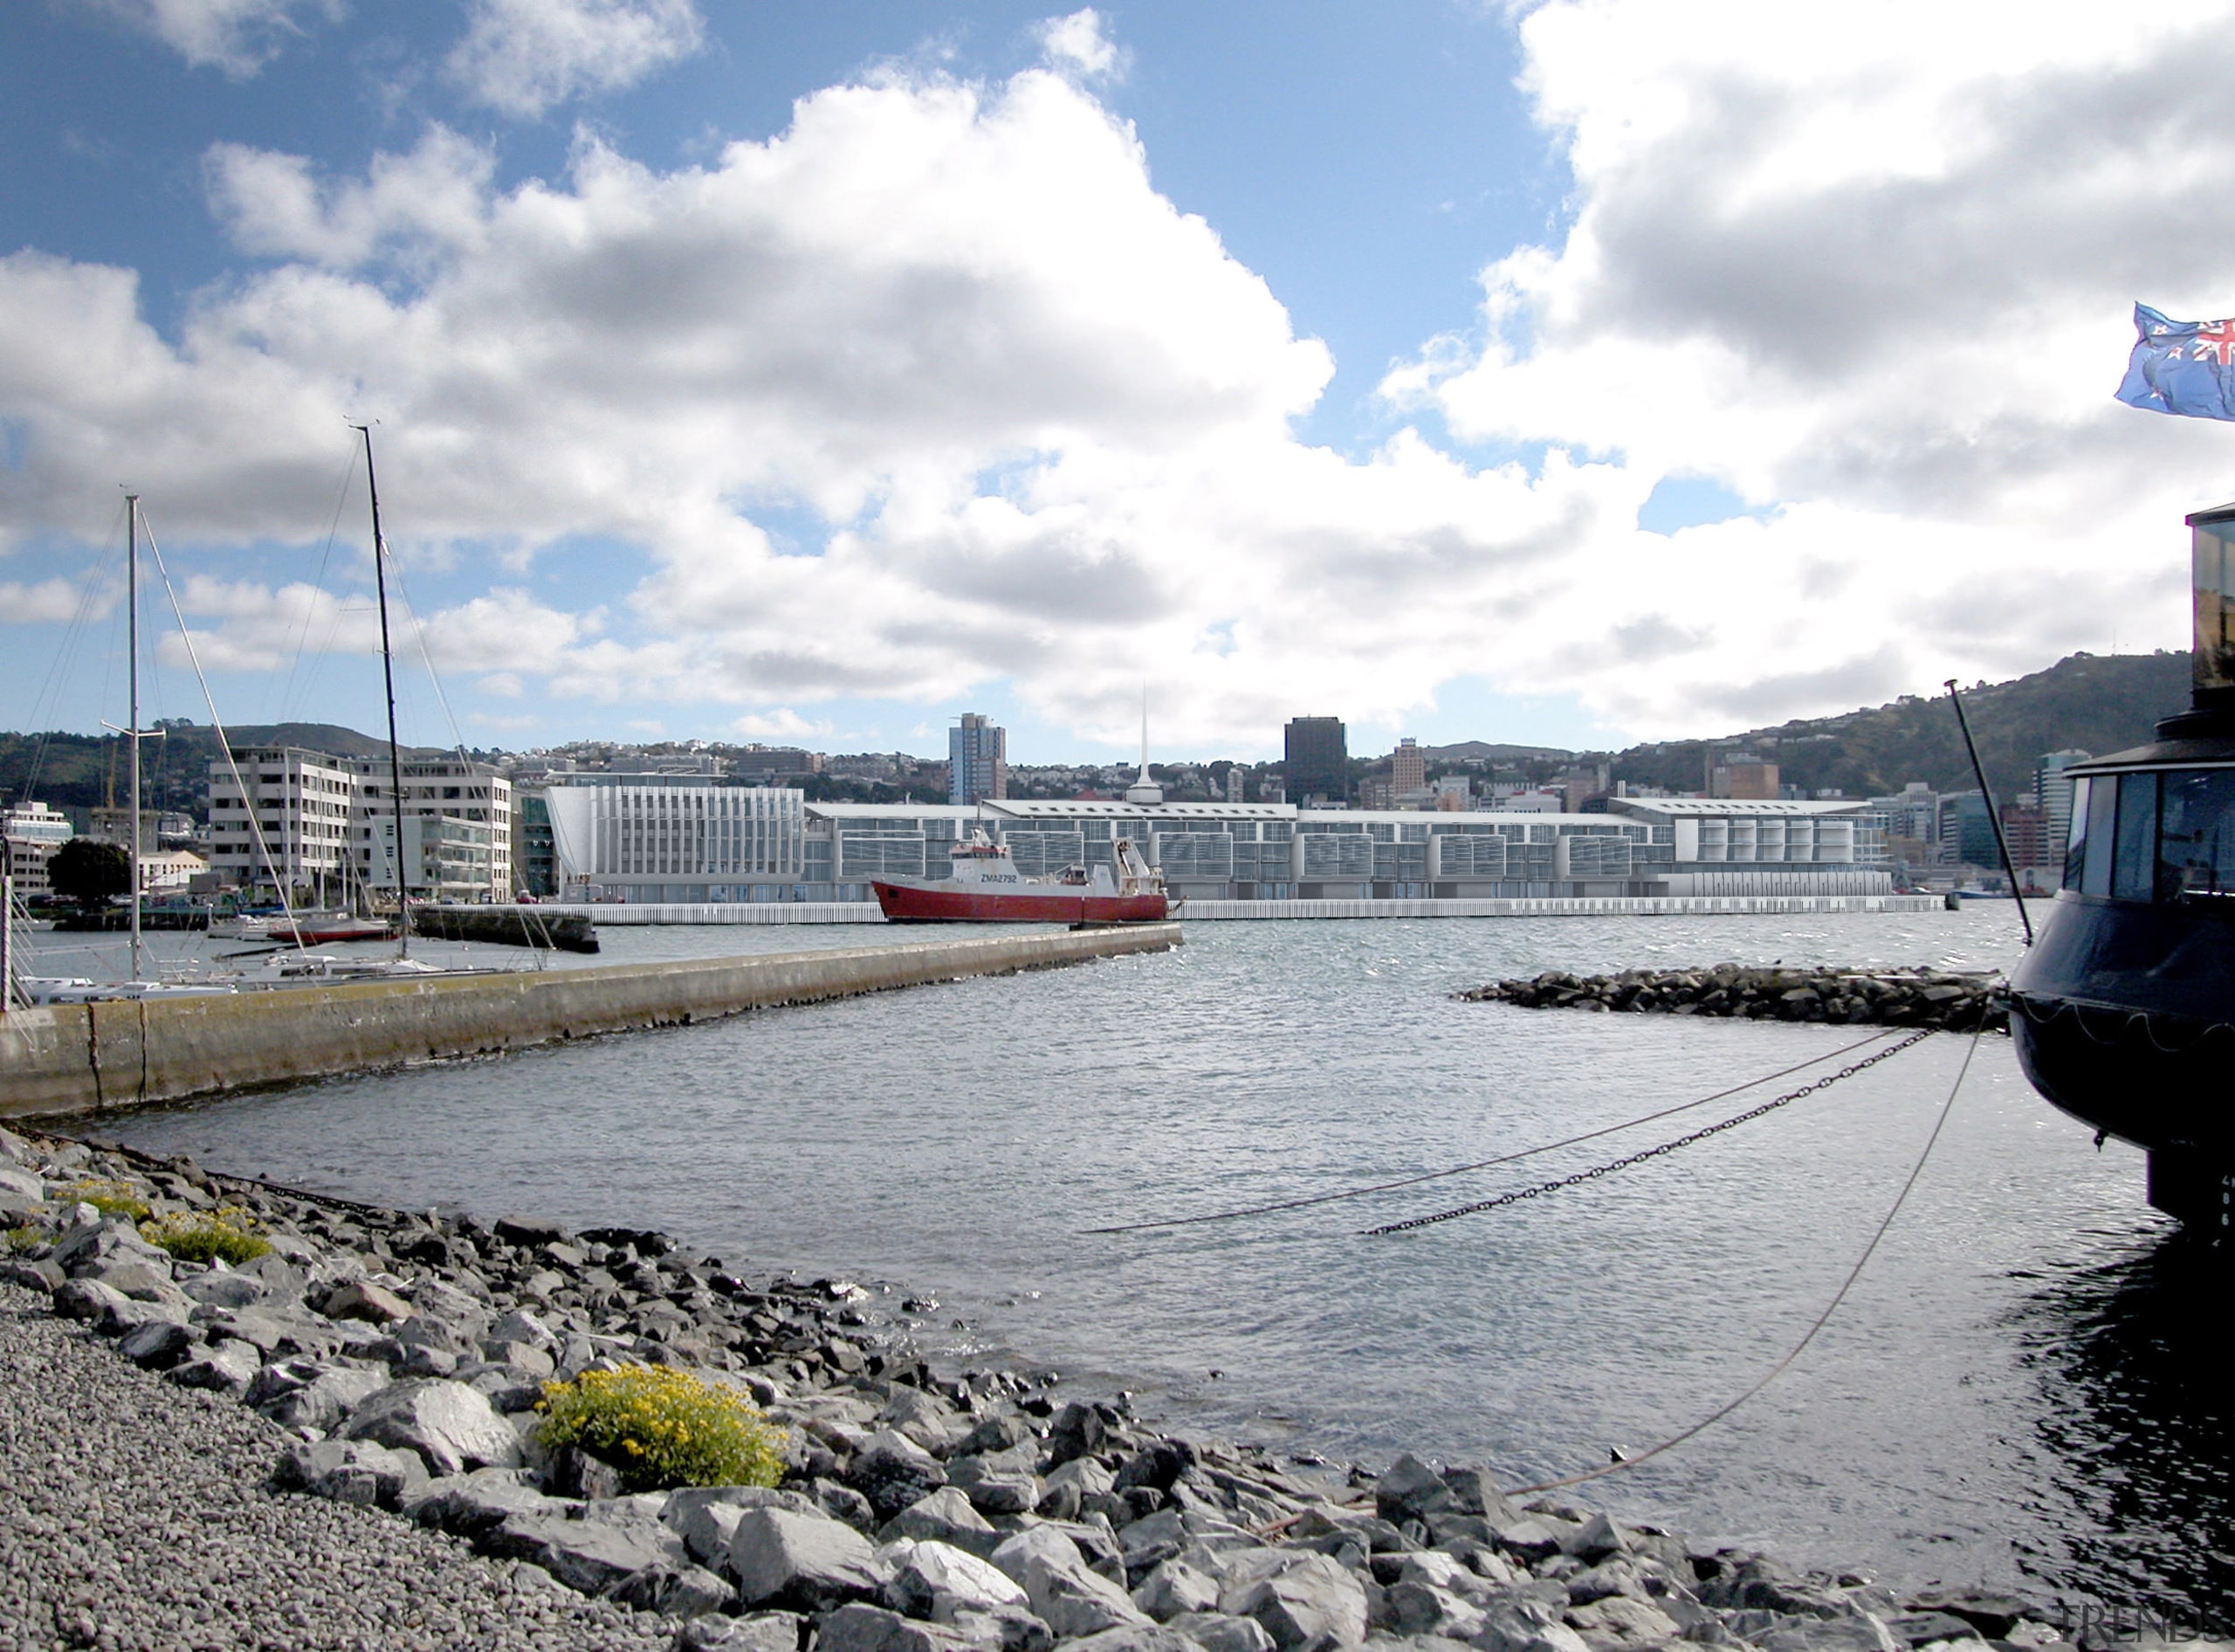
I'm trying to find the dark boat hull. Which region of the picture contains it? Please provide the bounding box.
[871,881,1168,923]
[2009,890,2235,1227]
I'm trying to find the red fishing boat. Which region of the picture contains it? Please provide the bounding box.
[874,834,1169,923]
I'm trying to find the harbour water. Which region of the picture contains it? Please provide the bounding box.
[60,910,2231,1620]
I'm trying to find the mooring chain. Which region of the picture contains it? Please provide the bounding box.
[1361,1029,1936,1236]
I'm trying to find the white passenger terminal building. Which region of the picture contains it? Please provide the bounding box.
[541,777,1893,907]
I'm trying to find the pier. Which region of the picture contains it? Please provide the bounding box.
[0,923,1180,1119]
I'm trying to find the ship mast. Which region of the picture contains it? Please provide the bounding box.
[354,426,410,960]
[126,495,143,981]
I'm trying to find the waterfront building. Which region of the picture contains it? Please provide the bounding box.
[544,775,807,903]
[1936,790,1998,869]
[513,790,555,897]
[5,834,54,898]
[1869,783,1940,847]
[1224,767,1245,804]
[1,802,72,849]
[207,747,358,899]
[1284,717,1348,803]
[88,806,164,855]
[949,714,1008,806]
[207,747,512,901]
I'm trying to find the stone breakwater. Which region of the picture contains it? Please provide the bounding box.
[1459,966,2007,1034]
[0,1125,2071,1652]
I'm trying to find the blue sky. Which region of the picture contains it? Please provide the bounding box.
[2,2,2229,764]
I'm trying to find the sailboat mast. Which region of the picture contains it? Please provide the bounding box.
[355,426,409,960]
[126,494,142,981]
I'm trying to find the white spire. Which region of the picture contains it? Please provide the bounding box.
[1124,683,1163,805]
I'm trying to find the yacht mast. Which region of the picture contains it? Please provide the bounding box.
[354,426,409,960]
[127,494,143,981]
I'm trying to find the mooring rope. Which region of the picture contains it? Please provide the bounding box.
[1363,1029,1935,1236]
[1494,1018,1986,1496]
[1085,1027,1910,1236]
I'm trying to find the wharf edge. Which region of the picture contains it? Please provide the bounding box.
[0,923,1181,1120]
[515,894,1947,925]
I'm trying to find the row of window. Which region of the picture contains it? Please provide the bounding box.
[2065,769,2235,903]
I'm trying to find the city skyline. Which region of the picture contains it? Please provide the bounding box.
[3,5,2231,765]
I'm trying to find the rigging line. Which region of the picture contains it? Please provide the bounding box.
[137,513,309,954]
[1082,1026,1909,1236]
[1494,1017,1988,1498]
[15,498,128,810]
[1363,1029,1936,1236]
[279,444,361,725]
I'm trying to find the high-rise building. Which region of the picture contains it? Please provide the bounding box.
[1392,738,1426,798]
[1937,790,1999,868]
[949,713,1008,805]
[2036,749,2091,865]
[1224,767,1245,804]
[1284,716,1347,803]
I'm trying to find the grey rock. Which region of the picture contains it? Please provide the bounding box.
[1564,1516,1626,1564]
[1562,1596,1681,1649]
[852,1429,951,1520]
[198,1304,342,1359]
[1116,1441,1199,1495]
[1489,1519,1572,1566]
[1222,1554,1370,1652]
[948,1452,1042,1516]
[608,1562,734,1619]
[1901,1592,2037,1641]
[1382,1583,1484,1641]
[729,1506,884,1613]
[884,1538,1033,1618]
[939,1603,1054,1652]
[991,1525,1091,1590]
[1025,1552,1156,1639]
[1169,1613,1279,1652]
[324,1279,413,1323]
[884,1487,1004,1559]
[1473,1595,1591,1652]
[258,1361,388,1433]
[1564,1561,1643,1606]
[878,1387,970,1456]
[51,1276,131,1325]
[488,1508,689,1594]
[664,1487,820,1569]
[182,1269,265,1309]
[673,1612,804,1652]
[169,1337,261,1395]
[1135,1560,1222,1621]
[86,1258,182,1303]
[1044,1456,1117,1500]
[274,1437,429,1511]
[1435,1469,1517,1527]
[343,1378,525,1476]
[818,1477,881,1532]
[954,1414,1035,1459]
[1882,1613,1984,1647]
[0,1162,41,1200]
[1057,1627,1205,1652]
[118,1318,198,1370]
[405,1467,559,1536]
[1374,1456,1454,1526]
[1757,1616,1901,1652]
[815,1602,985,1652]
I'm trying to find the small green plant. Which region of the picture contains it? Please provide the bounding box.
[3,1225,45,1255]
[537,1366,786,1494]
[65,1179,151,1222]
[139,1207,272,1265]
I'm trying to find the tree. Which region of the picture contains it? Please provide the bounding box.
[47,839,130,908]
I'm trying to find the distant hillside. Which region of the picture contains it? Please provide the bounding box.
[1418,740,1576,764]
[2,721,451,816]
[1611,651,2193,801]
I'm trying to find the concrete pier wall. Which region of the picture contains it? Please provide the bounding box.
[0,924,1180,1121]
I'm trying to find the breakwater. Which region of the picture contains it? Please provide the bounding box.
[0,1123,2069,1650]
[1461,963,2006,1031]
[0,925,1180,1119]
[411,905,600,952]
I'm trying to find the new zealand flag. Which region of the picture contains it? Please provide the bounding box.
[2117,303,2235,421]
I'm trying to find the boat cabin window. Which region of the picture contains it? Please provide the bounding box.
[2066,768,2235,904]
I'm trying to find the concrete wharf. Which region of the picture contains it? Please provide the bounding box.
[522,893,1945,925]
[0,923,1180,1120]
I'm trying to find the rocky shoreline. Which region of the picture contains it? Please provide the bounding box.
[0,1121,2077,1652]
[1458,967,2006,1034]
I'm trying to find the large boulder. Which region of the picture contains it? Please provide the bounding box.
[664,1487,820,1570]
[342,1378,525,1476]
[274,1438,429,1511]
[1024,1552,1155,1640]
[815,1603,984,1652]
[1166,1614,1277,1652]
[404,1468,560,1537]
[729,1507,885,1613]
[1056,1628,1204,1652]
[169,1337,261,1396]
[883,1538,1032,1619]
[486,1509,689,1594]
[1133,1560,1221,1622]
[1221,1555,1368,1652]
[850,1431,951,1521]
[882,1488,1002,1559]
[673,1613,804,1652]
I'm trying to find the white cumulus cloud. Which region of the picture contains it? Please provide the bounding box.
[446,0,705,119]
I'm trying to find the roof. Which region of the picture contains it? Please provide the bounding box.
[1610,797,1874,818]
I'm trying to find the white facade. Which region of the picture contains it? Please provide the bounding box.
[544,777,805,902]
[208,747,512,900]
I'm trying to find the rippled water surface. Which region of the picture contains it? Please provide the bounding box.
[72,910,2232,1618]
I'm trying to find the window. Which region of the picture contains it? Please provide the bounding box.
[2156,769,2235,901]
[2079,774,2117,897]
[2112,773,2158,902]
[2063,778,2091,890]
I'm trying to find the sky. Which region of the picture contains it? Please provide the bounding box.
[5,2,2235,765]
